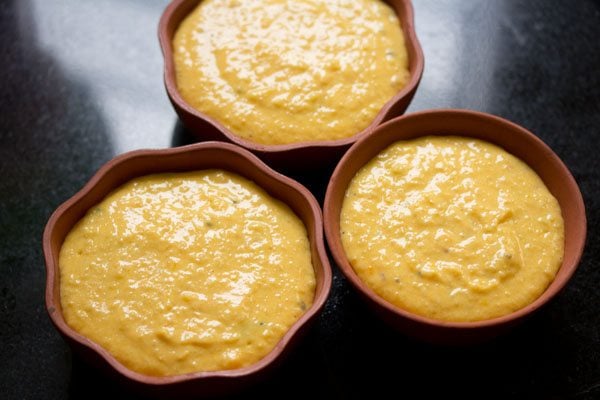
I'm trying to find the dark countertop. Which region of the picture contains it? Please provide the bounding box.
[1,0,598,399]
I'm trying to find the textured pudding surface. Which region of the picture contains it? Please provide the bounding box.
[340,136,564,322]
[173,0,410,145]
[59,170,315,376]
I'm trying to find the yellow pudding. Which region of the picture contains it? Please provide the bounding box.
[59,170,315,376]
[173,0,410,145]
[340,136,564,322]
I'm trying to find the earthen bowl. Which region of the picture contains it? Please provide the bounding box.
[158,0,424,168]
[323,109,587,344]
[43,142,332,397]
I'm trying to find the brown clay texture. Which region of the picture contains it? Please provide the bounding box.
[158,0,425,168]
[324,109,586,344]
[43,142,332,396]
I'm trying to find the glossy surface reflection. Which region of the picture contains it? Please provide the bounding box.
[1,0,599,399]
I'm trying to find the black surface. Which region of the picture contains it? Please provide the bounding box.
[1,0,599,399]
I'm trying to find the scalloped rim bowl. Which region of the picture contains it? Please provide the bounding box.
[43,142,332,396]
[324,109,587,344]
[158,0,424,165]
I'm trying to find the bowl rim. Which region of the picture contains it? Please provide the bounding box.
[43,141,332,385]
[323,108,587,330]
[158,0,425,153]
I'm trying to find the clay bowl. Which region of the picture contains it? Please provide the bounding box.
[43,142,332,397]
[158,0,424,169]
[324,109,587,344]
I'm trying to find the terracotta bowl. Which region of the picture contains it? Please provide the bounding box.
[43,142,332,397]
[323,109,587,344]
[158,0,424,168]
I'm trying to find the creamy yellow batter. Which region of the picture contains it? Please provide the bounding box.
[173,0,410,145]
[340,136,564,322]
[59,170,315,376]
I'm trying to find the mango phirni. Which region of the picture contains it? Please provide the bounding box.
[340,136,564,322]
[60,170,315,376]
[173,0,410,145]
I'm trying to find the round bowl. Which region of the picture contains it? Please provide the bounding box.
[43,141,332,397]
[158,0,424,168]
[323,109,587,344]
